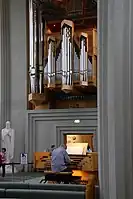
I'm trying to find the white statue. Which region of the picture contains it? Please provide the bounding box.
[1,121,17,173]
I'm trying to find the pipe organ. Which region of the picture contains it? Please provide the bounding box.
[47,37,56,88]
[28,3,97,109]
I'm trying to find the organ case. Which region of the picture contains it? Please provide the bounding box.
[28,16,97,109]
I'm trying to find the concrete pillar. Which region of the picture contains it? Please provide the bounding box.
[9,0,27,161]
[0,0,10,128]
[98,0,133,198]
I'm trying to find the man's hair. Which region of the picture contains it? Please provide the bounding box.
[51,145,55,149]
[2,148,6,152]
[87,145,90,150]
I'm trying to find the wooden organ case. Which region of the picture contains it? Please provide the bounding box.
[28,1,97,110]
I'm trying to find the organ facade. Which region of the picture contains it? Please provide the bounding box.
[28,0,97,109]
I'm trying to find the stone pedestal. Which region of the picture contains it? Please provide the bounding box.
[98,0,133,198]
[28,93,48,110]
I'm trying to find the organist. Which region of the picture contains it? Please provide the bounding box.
[51,144,72,173]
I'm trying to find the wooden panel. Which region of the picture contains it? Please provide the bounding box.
[33,152,50,170]
[93,29,97,56]
[82,152,98,171]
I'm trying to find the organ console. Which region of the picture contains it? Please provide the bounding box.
[28,0,97,109]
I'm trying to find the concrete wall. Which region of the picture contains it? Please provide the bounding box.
[25,108,97,162]
[9,0,27,161]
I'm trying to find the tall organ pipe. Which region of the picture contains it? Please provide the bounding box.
[29,0,41,93]
[29,0,36,93]
[47,37,56,87]
[80,33,88,85]
[62,28,65,85]
[38,10,44,93]
[61,20,74,88]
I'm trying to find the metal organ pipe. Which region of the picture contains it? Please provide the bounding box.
[85,51,88,81]
[67,29,69,85]
[80,33,88,86]
[69,40,72,85]
[61,20,74,90]
[64,27,67,85]
[29,1,44,94]
[83,40,86,81]
[62,28,65,85]
[34,5,40,92]
[80,39,84,82]
[47,37,56,87]
[29,0,36,93]
[38,10,44,93]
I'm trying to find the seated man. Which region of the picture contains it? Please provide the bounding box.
[51,144,71,173]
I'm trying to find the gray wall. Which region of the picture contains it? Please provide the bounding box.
[9,0,27,161]
[25,108,97,162]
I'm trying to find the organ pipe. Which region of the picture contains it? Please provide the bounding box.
[80,32,88,86]
[47,36,56,88]
[29,0,36,93]
[61,20,74,91]
[56,41,62,84]
[29,0,40,93]
[38,10,44,93]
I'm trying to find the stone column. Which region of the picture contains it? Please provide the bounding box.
[0,0,10,129]
[98,0,133,198]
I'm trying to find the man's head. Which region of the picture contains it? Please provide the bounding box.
[51,145,55,151]
[2,148,6,153]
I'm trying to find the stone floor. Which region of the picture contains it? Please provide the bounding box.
[0,172,46,199]
[0,172,44,183]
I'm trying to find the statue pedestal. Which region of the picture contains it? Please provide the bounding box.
[29,93,48,109]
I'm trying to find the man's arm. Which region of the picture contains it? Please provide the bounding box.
[63,150,71,164]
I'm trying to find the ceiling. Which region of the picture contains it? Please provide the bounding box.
[33,0,97,22]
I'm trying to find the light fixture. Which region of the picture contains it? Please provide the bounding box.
[74,119,80,124]
[53,24,56,27]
